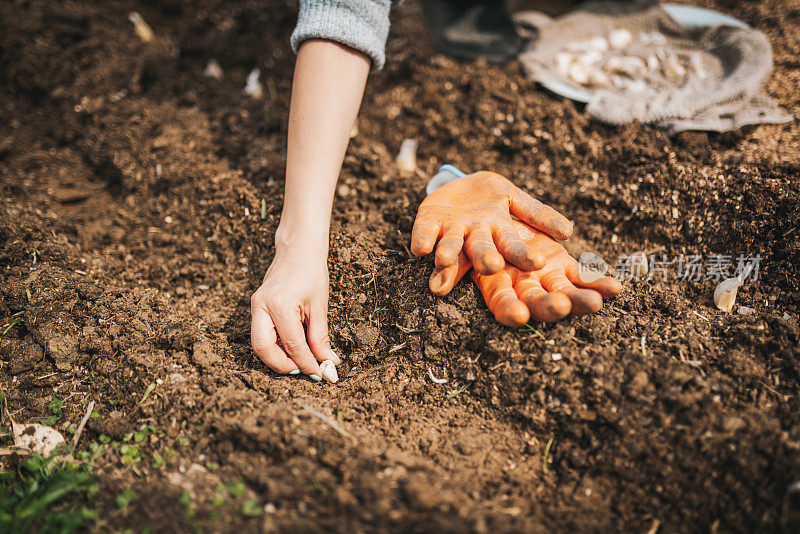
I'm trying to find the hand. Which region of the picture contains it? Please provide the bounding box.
[250,249,340,379]
[411,171,573,279]
[429,220,622,326]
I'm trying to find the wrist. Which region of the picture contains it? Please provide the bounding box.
[274,222,329,257]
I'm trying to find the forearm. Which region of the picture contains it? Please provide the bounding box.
[276,39,370,256]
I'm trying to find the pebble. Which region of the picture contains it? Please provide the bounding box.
[737,306,756,316]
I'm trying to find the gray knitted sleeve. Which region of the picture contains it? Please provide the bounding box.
[291,0,396,70]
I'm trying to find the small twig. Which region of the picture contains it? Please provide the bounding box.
[72,400,95,449]
[294,400,352,440]
[34,372,58,381]
[692,310,709,322]
[643,245,666,256]
[388,342,406,354]
[758,381,787,400]
[396,323,421,334]
[641,335,647,358]
[646,519,661,534]
[543,435,555,474]
[761,8,800,21]
[0,446,33,457]
[466,353,481,364]
[396,230,413,258]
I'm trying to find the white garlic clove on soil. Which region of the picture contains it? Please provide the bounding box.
[128,12,154,43]
[244,68,264,99]
[714,277,743,313]
[203,59,224,80]
[319,360,339,383]
[626,251,649,279]
[714,261,755,313]
[396,139,418,174]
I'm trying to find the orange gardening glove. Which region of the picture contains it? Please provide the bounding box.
[429,220,622,327]
[411,172,573,282]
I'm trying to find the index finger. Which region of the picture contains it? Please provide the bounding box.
[251,305,300,374]
[272,311,323,380]
[509,188,573,241]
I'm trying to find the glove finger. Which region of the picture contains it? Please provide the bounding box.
[464,228,505,275]
[492,223,545,271]
[515,276,572,322]
[429,251,472,296]
[411,211,442,256]
[540,271,602,315]
[564,262,623,297]
[434,227,465,268]
[509,189,573,241]
[473,268,530,327]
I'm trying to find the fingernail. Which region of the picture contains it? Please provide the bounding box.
[329,349,341,365]
[288,369,301,375]
[308,374,322,382]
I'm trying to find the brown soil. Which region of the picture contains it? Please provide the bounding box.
[1,0,799,532]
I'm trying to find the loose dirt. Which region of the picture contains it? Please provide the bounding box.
[1,0,799,532]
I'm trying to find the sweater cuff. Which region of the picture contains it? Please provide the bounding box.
[291,0,392,70]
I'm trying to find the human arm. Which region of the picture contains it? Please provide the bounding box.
[250,40,370,377]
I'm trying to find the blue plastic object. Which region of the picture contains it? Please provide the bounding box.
[425,165,468,195]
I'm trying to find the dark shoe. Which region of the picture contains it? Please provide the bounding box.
[420,0,523,63]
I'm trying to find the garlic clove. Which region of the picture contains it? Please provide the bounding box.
[244,68,264,99]
[663,54,686,81]
[555,52,574,76]
[714,277,743,312]
[319,360,339,383]
[587,37,609,53]
[204,59,224,80]
[588,70,612,88]
[608,29,632,50]
[396,139,417,174]
[128,12,154,43]
[567,64,590,85]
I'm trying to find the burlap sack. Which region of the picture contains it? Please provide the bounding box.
[516,1,792,133]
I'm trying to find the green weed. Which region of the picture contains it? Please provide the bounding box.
[0,454,98,533]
